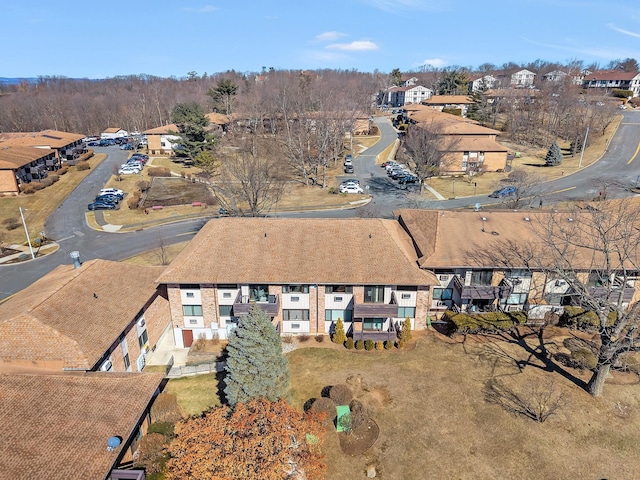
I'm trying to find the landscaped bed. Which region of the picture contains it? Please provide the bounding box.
[142,177,216,208]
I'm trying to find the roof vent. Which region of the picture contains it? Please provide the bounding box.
[524,217,530,221]
[481,217,487,221]
[70,251,81,269]
[568,217,574,222]
[107,436,122,452]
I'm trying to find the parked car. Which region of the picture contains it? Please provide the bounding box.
[88,201,116,211]
[340,179,360,188]
[95,194,120,204]
[120,144,134,150]
[87,141,99,147]
[344,165,354,174]
[100,188,124,197]
[344,154,353,166]
[118,166,140,174]
[489,186,517,198]
[340,184,364,194]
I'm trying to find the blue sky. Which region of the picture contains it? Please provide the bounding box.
[3,0,639,78]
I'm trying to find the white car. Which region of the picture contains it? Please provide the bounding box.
[118,166,140,174]
[340,184,364,194]
[100,188,124,196]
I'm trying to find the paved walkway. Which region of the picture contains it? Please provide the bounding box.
[0,242,60,265]
[145,325,189,367]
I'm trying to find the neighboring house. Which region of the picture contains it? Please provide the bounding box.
[144,113,229,155]
[468,74,496,92]
[495,69,536,88]
[101,127,128,139]
[0,145,58,194]
[0,372,164,480]
[421,95,474,116]
[155,218,438,346]
[0,259,170,373]
[401,76,419,86]
[542,70,568,82]
[395,209,638,319]
[0,129,85,162]
[582,70,640,97]
[404,106,509,173]
[387,85,433,107]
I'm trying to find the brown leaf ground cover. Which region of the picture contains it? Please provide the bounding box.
[287,329,640,480]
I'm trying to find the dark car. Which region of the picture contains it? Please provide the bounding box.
[489,186,517,198]
[398,174,418,184]
[344,165,354,173]
[120,144,134,150]
[87,141,99,146]
[95,194,121,204]
[88,201,116,211]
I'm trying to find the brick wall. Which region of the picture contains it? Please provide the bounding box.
[166,284,183,328]
[414,286,430,330]
[201,284,218,327]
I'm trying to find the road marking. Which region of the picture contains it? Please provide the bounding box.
[56,235,75,242]
[627,142,640,164]
[174,232,195,238]
[549,186,576,194]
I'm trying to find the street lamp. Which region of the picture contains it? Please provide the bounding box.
[452,179,456,196]
[19,207,35,260]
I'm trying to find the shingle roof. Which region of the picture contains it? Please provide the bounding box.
[0,372,164,480]
[408,109,500,135]
[0,145,55,169]
[0,259,165,369]
[157,218,438,286]
[584,70,639,81]
[423,95,474,105]
[143,113,230,135]
[0,130,84,148]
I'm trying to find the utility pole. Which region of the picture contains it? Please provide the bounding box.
[19,207,35,260]
[578,126,589,168]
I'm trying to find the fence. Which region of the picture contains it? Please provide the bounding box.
[167,360,226,378]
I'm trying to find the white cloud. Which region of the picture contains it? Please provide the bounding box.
[183,5,217,13]
[607,23,640,38]
[316,31,347,42]
[327,40,380,51]
[418,58,447,68]
[521,36,638,61]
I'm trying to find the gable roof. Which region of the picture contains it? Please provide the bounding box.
[583,70,639,81]
[0,145,55,169]
[144,112,230,135]
[423,95,474,105]
[0,372,163,480]
[407,108,500,135]
[157,218,438,286]
[0,130,84,149]
[103,127,125,133]
[0,259,165,369]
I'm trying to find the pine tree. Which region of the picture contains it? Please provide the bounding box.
[332,317,346,345]
[545,141,563,166]
[224,305,290,406]
[400,317,413,342]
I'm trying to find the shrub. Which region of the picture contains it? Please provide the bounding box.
[76,161,90,171]
[443,309,527,335]
[49,175,59,183]
[311,397,337,423]
[384,340,393,350]
[364,339,374,351]
[329,384,353,405]
[399,317,413,342]
[127,195,140,209]
[355,339,365,350]
[29,182,45,191]
[299,334,311,343]
[332,317,346,345]
[345,338,355,349]
[150,393,183,423]
[375,340,384,350]
[612,89,633,98]
[348,399,368,430]
[136,180,151,192]
[282,335,293,344]
[148,167,171,177]
[559,306,616,331]
[40,177,54,188]
[314,335,324,343]
[397,339,406,349]
[21,184,36,194]
[58,166,69,175]
[328,186,337,195]
[3,217,20,230]
[134,433,166,475]
[147,422,175,439]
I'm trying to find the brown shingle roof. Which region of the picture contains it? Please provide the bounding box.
[103,127,124,133]
[439,136,509,152]
[0,130,84,148]
[157,218,438,286]
[584,70,639,81]
[144,113,230,135]
[409,109,500,135]
[0,145,55,169]
[0,372,163,480]
[0,259,165,369]
[423,95,474,105]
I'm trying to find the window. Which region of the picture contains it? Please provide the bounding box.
[182,305,203,316]
[432,288,453,300]
[219,305,233,317]
[292,323,300,329]
[223,292,232,298]
[471,270,493,285]
[363,318,384,331]
[189,319,198,325]
[401,293,411,300]
[291,296,300,302]
[325,285,353,293]
[249,285,269,302]
[283,285,309,293]
[185,292,195,298]
[507,293,527,305]
[325,309,353,322]
[335,296,343,302]
[138,329,148,349]
[364,285,385,303]
[123,353,130,370]
[398,306,416,318]
[282,309,309,321]
[438,274,451,281]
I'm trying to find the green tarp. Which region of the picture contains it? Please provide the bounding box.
[335,405,351,432]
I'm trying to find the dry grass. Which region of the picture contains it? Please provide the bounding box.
[425,115,623,200]
[288,329,640,480]
[0,154,106,244]
[164,373,221,418]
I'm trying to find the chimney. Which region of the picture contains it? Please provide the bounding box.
[70,251,81,269]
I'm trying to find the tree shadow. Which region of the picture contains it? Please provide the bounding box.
[465,327,587,390]
[216,370,228,406]
[321,385,333,398]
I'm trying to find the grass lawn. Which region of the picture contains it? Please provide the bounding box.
[0,153,106,244]
[287,330,640,480]
[164,373,221,418]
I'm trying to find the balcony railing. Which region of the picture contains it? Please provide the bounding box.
[233,292,280,316]
[453,275,512,300]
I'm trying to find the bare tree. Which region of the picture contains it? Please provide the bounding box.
[496,169,548,209]
[156,236,171,265]
[485,377,565,423]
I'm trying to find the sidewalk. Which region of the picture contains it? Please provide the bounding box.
[0,242,59,265]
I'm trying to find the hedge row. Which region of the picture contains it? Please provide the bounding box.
[558,306,616,331]
[443,309,527,335]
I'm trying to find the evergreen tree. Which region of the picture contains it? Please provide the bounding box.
[207,78,238,114]
[170,102,216,161]
[545,141,563,166]
[400,317,413,342]
[332,317,346,345]
[224,305,290,406]
[389,68,403,86]
[466,81,490,126]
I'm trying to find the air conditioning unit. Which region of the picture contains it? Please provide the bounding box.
[100,359,113,372]
[137,318,145,328]
[436,301,447,307]
[555,280,566,287]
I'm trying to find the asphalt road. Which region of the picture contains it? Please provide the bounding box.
[2,110,640,300]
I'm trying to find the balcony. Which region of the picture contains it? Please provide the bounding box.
[233,292,280,316]
[453,275,512,301]
[353,302,398,318]
[587,286,635,304]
